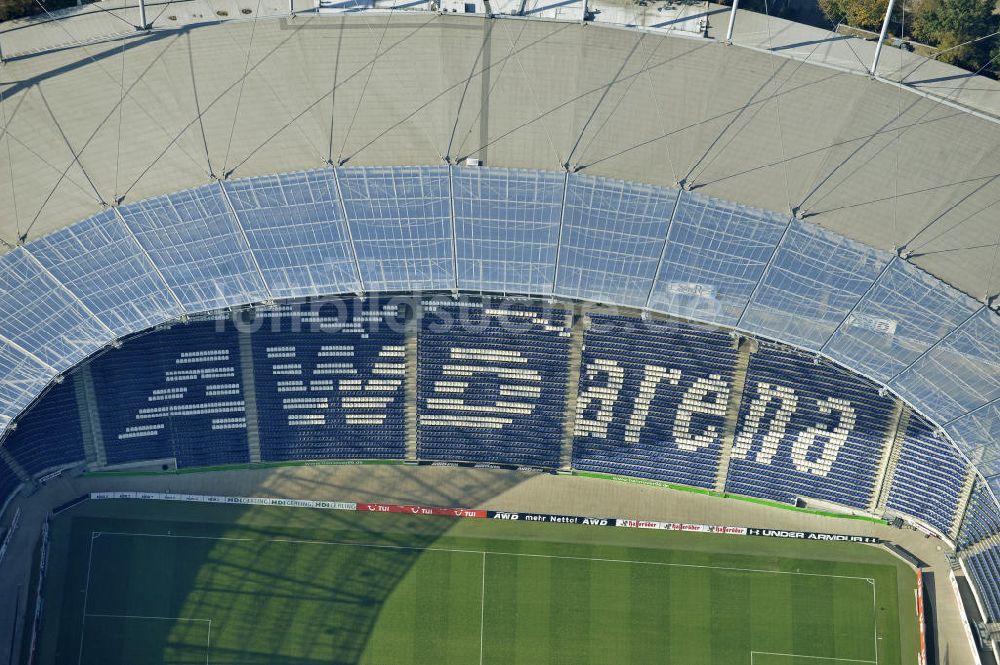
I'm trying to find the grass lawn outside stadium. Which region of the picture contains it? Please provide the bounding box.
[34,499,920,665]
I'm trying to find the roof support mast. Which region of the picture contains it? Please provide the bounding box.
[725,0,739,43]
[138,0,149,30]
[870,0,897,76]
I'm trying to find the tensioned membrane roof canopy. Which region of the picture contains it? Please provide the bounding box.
[0,10,999,492]
[2,9,999,300]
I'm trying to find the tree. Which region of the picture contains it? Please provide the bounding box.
[912,0,998,69]
[736,0,808,22]
[0,0,35,21]
[817,0,890,31]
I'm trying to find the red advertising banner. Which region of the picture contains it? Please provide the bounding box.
[355,503,486,518]
[916,569,927,665]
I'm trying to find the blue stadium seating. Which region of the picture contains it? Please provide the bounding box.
[967,544,1000,621]
[0,291,993,566]
[417,300,571,468]
[3,378,85,477]
[725,341,895,509]
[90,317,250,468]
[886,414,968,537]
[958,478,1000,549]
[251,300,408,461]
[572,314,737,488]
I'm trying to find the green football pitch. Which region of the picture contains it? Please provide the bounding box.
[34,499,920,665]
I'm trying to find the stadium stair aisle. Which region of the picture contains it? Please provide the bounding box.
[948,466,978,542]
[870,403,908,512]
[958,477,1000,549]
[238,323,263,464]
[714,335,754,493]
[73,370,105,468]
[559,309,586,470]
[405,302,419,460]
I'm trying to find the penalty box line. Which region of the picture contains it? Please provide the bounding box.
[751,652,876,664]
[81,614,212,665]
[79,532,213,665]
[748,572,880,665]
[85,613,211,623]
[90,530,877,583]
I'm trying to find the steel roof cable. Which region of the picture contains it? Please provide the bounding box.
[221,0,267,179]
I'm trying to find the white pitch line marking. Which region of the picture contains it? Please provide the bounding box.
[479,551,486,665]
[82,614,213,664]
[751,652,876,663]
[75,532,97,665]
[84,614,211,622]
[871,578,879,665]
[748,577,879,665]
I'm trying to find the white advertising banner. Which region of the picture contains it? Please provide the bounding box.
[615,519,748,535]
[90,491,356,511]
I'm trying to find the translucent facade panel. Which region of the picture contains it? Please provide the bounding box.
[648,193,788,326]
[452,168,562,294]
[740,219,893,350]
[892,308,1000,423]
[825,260,981,383]
[0,341,56,431]
[118,185,269,312]
[555,175,678,307]
[0,248,113,370]
[337,166,453,291]
[947,403,1000,474]
[29,209,183,338]
[223,171,361,299]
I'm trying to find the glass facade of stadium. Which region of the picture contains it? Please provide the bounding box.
[1,165,998,500]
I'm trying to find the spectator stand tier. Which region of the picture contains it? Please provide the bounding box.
[1,377,85,477]
[90,316,250,468]
[725,341,896,509]
[571,314,738,488]
[886,414,969,537]
[251,299,408,462]
[958,477,1000,549]
[966,543,1000,622]
[417,299,572,468]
